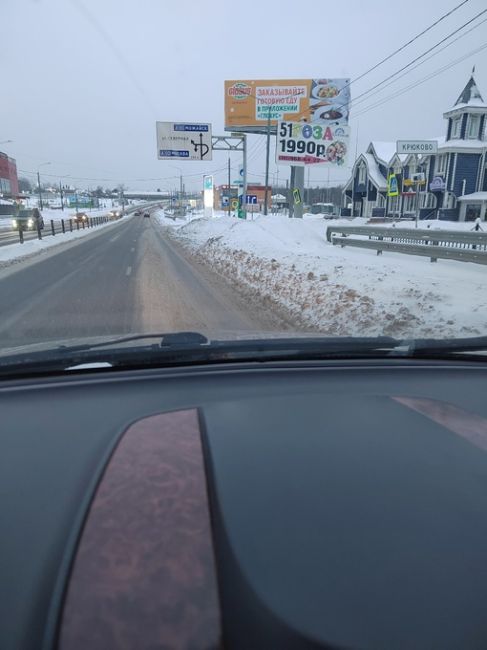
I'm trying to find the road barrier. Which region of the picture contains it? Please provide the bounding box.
[16,213,121,244]
[326,225,487,265]
[12,204,155,246]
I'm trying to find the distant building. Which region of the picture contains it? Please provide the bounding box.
[0,152,19,197]
[343,74,487,221]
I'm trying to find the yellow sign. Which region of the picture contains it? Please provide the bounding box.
[387,174,399,197]
[231,199,239,210]
[404,178,426,186]
[293,188,301,205]
[224,79,351,133]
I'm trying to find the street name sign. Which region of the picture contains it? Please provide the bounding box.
[396,140,438,155]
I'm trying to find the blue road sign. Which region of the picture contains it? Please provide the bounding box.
[245,195,257,204]
[160,150,189,158]
[173,124,210,132]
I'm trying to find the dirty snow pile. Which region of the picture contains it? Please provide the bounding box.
[157,212,487,338]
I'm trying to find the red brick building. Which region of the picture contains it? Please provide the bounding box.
[0,152,19,197]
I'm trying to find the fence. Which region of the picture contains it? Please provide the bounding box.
[15,213,123,245]
[326,225,487,265]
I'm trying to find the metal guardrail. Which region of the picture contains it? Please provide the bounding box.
[326,225,487,265]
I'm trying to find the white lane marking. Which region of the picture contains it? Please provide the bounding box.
[126,266,132,276]
[110,234,120,242]
[130,247,135,252]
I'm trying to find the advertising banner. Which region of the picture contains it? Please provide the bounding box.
[225,79,350,134]
[276,121,349,166]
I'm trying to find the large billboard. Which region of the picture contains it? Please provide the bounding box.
[224,79,350,134]
[276,121,350,167]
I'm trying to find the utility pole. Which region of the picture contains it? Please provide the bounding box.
[180,174,183,212]
[227,157,231,217]
[37,171,43,210]
[263,108,271,215]
[59,181,64,211]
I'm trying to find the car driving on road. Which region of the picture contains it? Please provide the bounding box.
[11,207,44,232]
[73,212,88,225]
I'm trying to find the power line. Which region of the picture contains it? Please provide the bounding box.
[350,15,487,112]
[349,0,472,88]
[353,40,487,119]
[347,7,487,110]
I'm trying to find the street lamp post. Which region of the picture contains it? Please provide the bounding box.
[37,162,51,210]
[58,175,70,211]
[169,166,183,213]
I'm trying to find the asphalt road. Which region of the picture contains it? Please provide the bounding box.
[0,215,286,350]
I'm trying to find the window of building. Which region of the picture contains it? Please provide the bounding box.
[451,117,462,139]
[421,193,436,209]
[403,195,415,213]
[358,163,366,185]
[0,178,11,194]
[435,154,447,175]
[444,192,456,209]
[467,114,480,139]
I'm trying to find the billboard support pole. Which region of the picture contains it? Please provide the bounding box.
[294,166,304,219]
[289,168,295,218]
[242,134,247,220]
[264,110,271,216]
[228,157,231,217]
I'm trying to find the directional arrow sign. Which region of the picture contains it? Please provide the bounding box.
[156,122,213,161]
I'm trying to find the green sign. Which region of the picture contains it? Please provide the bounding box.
[293,188,301,205]
[203,175,213,190]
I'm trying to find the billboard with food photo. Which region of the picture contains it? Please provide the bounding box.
[224,79,351,133]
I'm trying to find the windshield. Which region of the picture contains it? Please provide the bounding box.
[1,0,487,363]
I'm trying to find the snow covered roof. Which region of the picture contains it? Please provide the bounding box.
[454,76,486,107]
[444,76,487,115]
[272,194,286,201]
[457,192,487,202]
[438,138,487,150]
[363,153,387,189]
[368,141,396,165]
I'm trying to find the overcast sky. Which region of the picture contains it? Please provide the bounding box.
[2,0,487,192]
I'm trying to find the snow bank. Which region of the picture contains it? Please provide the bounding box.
[161,213,487,338]
[0,215,131,269]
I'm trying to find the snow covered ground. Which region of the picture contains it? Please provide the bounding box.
[155,210,487,338]
[0,214,132,269]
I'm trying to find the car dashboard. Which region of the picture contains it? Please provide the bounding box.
[2,358,487,650]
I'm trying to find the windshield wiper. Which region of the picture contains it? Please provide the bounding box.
[407,336,487,358]
[0,334,484,378]
[56,331,209,353]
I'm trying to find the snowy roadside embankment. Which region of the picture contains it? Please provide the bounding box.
[0,215,131,270]
[156,211,487,338]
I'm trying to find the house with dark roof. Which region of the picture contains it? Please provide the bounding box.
[343,74,487,221]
